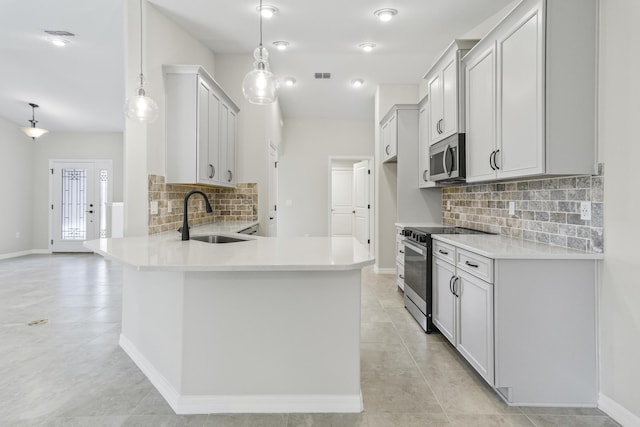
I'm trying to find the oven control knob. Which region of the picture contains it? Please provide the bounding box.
[418,235,427,243]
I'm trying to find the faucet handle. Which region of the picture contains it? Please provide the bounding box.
[177,226,189,233]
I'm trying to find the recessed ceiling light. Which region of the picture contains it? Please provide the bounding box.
[257,5,278,18]
[374,8,398,22]
[273,41,290,51]
[48,37,70,47]
[283,77,296,87]
[351,79,364,88]
[359,43,376,53]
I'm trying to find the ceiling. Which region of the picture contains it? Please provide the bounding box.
[0,0,513,132]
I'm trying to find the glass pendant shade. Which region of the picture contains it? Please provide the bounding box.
[242,46,278,105]
[20,126,49,139]
[125,86,159,122]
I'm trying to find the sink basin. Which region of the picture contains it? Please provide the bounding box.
[191,235,251,244]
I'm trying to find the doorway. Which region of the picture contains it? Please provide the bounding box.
[49,160,113,252]
[268,142,279,237]
[328,157,373,246]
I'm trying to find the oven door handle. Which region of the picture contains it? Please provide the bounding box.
[403,240,427,257]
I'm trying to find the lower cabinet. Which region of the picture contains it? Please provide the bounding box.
[433,241,494,385]
[395,226,406,291]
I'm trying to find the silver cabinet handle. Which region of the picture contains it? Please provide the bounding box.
[494,149,500,170]
[422,170,429,182]
[399,250,405,254]
[452,276,460,298]
[399,275,405,279]
[227,170,233,182]
[209,164,215,179]
[490,151,496,171]
[438,249,449,255]
[465,260,479,268]
[449,275,455,295]
[385,145,390,155]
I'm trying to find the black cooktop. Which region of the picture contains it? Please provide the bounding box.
[407,226,488,235]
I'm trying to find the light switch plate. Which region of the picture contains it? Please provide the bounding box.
[508,201,515,216]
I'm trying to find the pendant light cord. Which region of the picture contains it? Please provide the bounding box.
[139,0,144,87]
[259,0,263,47]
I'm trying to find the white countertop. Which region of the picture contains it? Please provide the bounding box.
[433,234,604,260]
[395,222,446,228]
[84,223,374,272]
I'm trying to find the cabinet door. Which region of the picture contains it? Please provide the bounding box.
[457,270,494,385]
[465,44,498,183]
[418,103,431,187]
[428,74,443,145]
[441,55,458,138]
[197,81,212,183]
[433,258,457,345]
[497,2,544,179]
[381,114,397,161]
[227,109,236,185]
[208,92,220,183]
[218,102,229,186]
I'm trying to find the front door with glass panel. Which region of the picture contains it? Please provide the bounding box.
[50,160,112,252]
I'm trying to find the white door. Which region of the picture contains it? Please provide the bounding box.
[50,160,112,252]
[330,169,354,236]
[352,160,370,245]
[268,144,278,236]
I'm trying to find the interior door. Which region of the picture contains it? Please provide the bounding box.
[268,144,278,236]
[330,169,354,236]
[50,160,112,252]
[352,160,370,245]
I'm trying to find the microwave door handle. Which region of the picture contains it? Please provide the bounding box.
[442,145,449,176]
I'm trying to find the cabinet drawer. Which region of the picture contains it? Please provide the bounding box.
[457,248,493,283]
[433,240,455,263]
[396,238,406,263]
[396,263,405,291]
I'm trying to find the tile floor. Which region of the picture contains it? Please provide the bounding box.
[0,254,620,427]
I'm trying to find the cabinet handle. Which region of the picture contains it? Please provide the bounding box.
[449,276,455,295]
[422,170,429,182]
[465,260,479,268]
[270,216,274,220]
[385,145,390,155]
[489,151,496,171]
[452,276,460,298]
[227,170,233,182]
[437,118,444,134]
[494,149,500,170]
[209,164,215,179]
[436,119,440,134]
[440,118,444,134]
[438,249,449,255]
[399,250,405,254]
[399,275,405,279]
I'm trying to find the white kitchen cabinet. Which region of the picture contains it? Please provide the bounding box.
[381,111,397,162]
[424,40,478,146]
[395,226,406,291]
[164,65,239,187]
[463,0,597,183]
[433,241,494,385]
[417,95,436,188]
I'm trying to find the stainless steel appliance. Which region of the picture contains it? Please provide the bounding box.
[429,134,465,183]
[403,226,488,333]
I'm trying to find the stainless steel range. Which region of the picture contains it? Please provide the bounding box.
[403,226,488,333]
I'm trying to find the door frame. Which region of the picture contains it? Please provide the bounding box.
[49,159,113,252]
[327,156,374,247]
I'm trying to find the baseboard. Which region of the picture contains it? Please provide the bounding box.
[373,266,395,275]
[0,249,51,260]
[119,334,363,415]
[599,393,640,427]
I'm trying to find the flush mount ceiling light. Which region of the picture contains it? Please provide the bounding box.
[124,0,159,123]
[44,30,74,47]
[374,8,398,22]
[48,37,70,47]
[257,4,278,18]
[272,41,290,51]
[351,78,364,88]
[242,0,279,105]
[359,42,376,53]
[283,77,296,87]
[20,103,49,140]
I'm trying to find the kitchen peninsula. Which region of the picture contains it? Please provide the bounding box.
[84,228,373,415]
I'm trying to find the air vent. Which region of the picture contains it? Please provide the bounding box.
[314,72,331,79]
[44,30,75,37]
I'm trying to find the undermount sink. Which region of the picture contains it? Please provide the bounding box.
[191,235,251,244]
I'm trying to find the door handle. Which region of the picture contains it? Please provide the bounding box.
[86,210,94,214]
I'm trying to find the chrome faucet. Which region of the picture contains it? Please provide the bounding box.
[181,190,213,241]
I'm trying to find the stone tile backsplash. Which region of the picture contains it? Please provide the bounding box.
[442,166,604,252]
[148,175,258,235]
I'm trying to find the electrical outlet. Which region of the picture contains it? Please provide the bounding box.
[446,200,451,211]
[508,201,515,216]
[580,201,591,220]
[150,201,159,215]
[168,200,172,213]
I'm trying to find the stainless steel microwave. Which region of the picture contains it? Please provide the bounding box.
[429,134,466,183]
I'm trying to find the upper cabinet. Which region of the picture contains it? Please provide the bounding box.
[418,95,436,188]
[164,65,239,187]
[463,0,597,183]
[424,40,479,146]
[381,111,398,163]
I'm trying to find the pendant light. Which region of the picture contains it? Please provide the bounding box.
[125,0,159,122]
[241,0,278,105]
[20,103,49,140]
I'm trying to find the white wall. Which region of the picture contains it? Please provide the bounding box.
[0,116,34,255]
[214,54,283,236]
[598,0,640,423]
[278,119,373,237]
[31,132,123,250]
[123,1,217,236]
[374,85,418,271]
